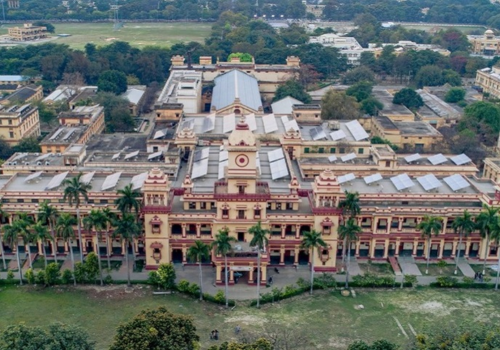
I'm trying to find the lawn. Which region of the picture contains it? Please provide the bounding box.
[359,262,394,276]
[471,264,500,278]
[2,286,500,349]
[416,263,463,276]
[400,24,484,34]
[0,22,212,49]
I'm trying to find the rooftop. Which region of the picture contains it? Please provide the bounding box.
[43,86,77,103]
[417,89,461,120]
[393,120,441,136]
[59,105,103,122]
[211,70,262,112]
[372,90,414,116]
[85,133,148,152]
[41,125,87,145]
[156,70,202,106]
[2,85,39,102]
[122,86,146,105]
[271,96,303,115]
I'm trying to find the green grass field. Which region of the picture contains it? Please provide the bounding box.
[2,286,500,349]
[401,24,485,34]
[0,22,212,49]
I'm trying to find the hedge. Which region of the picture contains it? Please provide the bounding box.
[175,279,236,307]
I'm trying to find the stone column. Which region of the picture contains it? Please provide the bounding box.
[216,265,222,284]
[279,247,285,265]
[465,241,471,258]
[438,239,445,259]
[412,240,418,256]
[398,217,404,231]
[196,224,201,238]
[383,239,390,258]
[249,268,254,283]
[261,265,267,284]
[181,224,186,238]
[451,241,458,258]
[294,248,299,265]
[281,225,286,239]
[395,239,400,257]
[295,225,300,239]
[355,241,360,257]
[182,247,187,264]
[369,240,376,258]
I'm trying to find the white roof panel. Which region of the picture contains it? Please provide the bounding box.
[417,174,442,191]
[256,152,261,175]
[450,153,472,166]
[45,171,69,190]
[12,153,28,161]
[193,147,210,162]
[181,119,195,130]
[62,128,76,141]
[390,173,415,191]
[25,171,43,183]
[219,150,228,162]
[246,113,257,131]
[124,150,140,160]
[130,172,148,190]
[153,128,168,139]
[35,153,52,162]
[80,171,95,185]
[328,155,337,162]
[101,172,122,191]
[345,120,369,141]
[112,152,120,160]
[262,114,278,133]
[148,151,163,160]
[364,173,383,185]
[49,128,64,141]
[202,113,216,133]
[223,113,236,133]
[192,158,209,179]
[330,130,346,141]
[268,148,285,163]
[428,153,447,165]
[443,174,470,191]
[341,153,357,162]
[310,126,327,141]
[270,158,289,180]
[218,160,228,179]
[338,173,356,184]
[405,153,422,163]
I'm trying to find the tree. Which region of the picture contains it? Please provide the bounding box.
[339,191,361,272]
[109,307,199,350]
[94,92,135,132]
[301,230,327,295]
[0,204,8,271]
[273,79,312,104]
[38,201,59,265]
[0,137,14,160]
[97,70,127,95]
[12,137,41,153]
[346,81,373,102]
[338,218,362,288]
[32,221,52,269]
[361,97,384,115]
[112,213,140,287]
[248,221,270,308]
[488,218,500,290]
[442,69,462,86]
[392,88,424,109]
[444,87,466,103]
[476,206,500,274]
[451,210,475,275]
[187,240,211,301]
[102,207,116,268]
[212,227,236,308]
[343,66,376,84]
[16,213,34,269]
[417,215,443,275]
[83,209,107,285]
[0,322,95,350]
[63,172,90,263]
[156,263,176,290]
[57,213,77,286]
[33,21,55,33]
[227,52,253,62]
[414,65,443,88]
[115,184,142,263]
[348,340,398,350]
[321,90,360,120]
[3,220,27,285]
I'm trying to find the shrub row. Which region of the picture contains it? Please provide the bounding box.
[176,279,236,307]
[430,276,498,289]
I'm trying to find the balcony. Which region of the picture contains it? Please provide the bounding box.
[213,181,271,201]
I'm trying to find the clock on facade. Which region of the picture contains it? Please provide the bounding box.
[236,154,249,167]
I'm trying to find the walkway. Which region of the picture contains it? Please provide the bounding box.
[397,256,422,276]
[457,259,476,278]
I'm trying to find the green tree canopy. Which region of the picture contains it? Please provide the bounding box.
[458,101,500,145]
[227,52,253,62]
[414,65,443,88]
[343,66,376,84]
[392,88,424,109]
[33,21,55,33]
[361,97,384,115]
[346,81,374,102]
[97,70,127,95]
[95,92,134,132]
[321,90,360,120]
[109,307,199,350]
[273,79,312,104]
[444,87,466,103]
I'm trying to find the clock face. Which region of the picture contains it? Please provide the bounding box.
[236,154,249,167]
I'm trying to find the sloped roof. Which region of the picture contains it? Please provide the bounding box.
[271,96,303,115]
[122,88,146,105]
[211,70,262,111]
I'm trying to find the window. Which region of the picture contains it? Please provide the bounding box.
[385,161,390,167]
[358,148,364,154]
[304,147,310,153]
[318,148,324,153]
[31,199,39,203]
[238,210,245,219]
[17,199,24,203]
[238,186,245,194]
[330,147,336,153]
[339,148,345,154]
[8,119,12,125]
[152,224,160,233]
[254,209,261,218]
[9,131,13,138]
[189,202,196,209]
[222,209,229,218]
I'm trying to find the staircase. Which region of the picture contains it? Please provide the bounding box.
[388,257,402,276]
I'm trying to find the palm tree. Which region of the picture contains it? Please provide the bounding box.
[338,218,362,288]
[0,204,8,270]
[37,201,59,265]
[451,210,475,275]
[301,230,327,295]
[187,240,211,301]
[212,228,236,307]
[32,221,52,269]
[476,206,500,274]
[248,221,270,308]
[112,213,140,287]
[102,207,116,268]
[489,217,500,290]
[63,173,90,263]
[16,213,34,269]
[338,191,361,271]
[83,209,107,285]
[56,213,77,286]
[115,184,142,262]
[3,221,26,285]
[417,215,443,275]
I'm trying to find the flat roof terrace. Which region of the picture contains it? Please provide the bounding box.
[86,134,148,152]
[372,90,414,117]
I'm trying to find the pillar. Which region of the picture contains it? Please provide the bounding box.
[196,224,201,238]
[121,240,126,255]
[295,225,300,239]
[441,217,448,235]
[65,241,69,253]
[369,240,376,258]
[182,247,187,264]
[395,238,400,256]
[249,267,254,283]
[412,240,418,256]
[371,218,377,233]
[398,217,404,231]
[451,241,458,258]
[355,241,360,257]
[438,239,445,259]
[294,247,299,265]
[182,224,187,238]
[281,225,286,239]
[37,240,43,255]
[279,247,285,265]
[481,238,489,260]
[216,265,222,284]
[465,241,471,258]
[108,236,113,256]
[261,265,267,284]
[386,217,391,234]
[383,239,389,258]
[229,269,234,283]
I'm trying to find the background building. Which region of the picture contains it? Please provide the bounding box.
[8,23,48,41]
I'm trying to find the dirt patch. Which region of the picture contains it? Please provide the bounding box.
[78,285,151,300]
[327,337,351,349]
[225,315,266,326]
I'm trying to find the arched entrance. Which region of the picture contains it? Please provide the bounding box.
[172,249,183,263]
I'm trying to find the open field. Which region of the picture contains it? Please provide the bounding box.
[0,22,212,49]
[401,24,485,34]
[2,285,500,349]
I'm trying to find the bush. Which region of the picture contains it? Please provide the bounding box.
[61,269,73,284]
[188,282,200,296]
[25,268,35,285]
[147,271,160,289]
[175,280,235,306]
[177,279,190,293]
[104,274,113,285]
[435,276,458,287]
[352,273,395,287]
[74,262,87,283]
[35,270,46,285]
[6,270,14,283]
[214,290,225,304]
[44,262,61,286]
[404,274,418,286]
[462,276,475,284]
[251,282,308,306]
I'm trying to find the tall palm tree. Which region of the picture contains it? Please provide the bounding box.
[248,221,270,308]
[56,213,77,286]
[451,210,475,275]
[338,191,361,271]
[187,240,211,301]
[489,217,500,290]
[16,213,34,269]
[37,201,59,265]
[115,184,142,262]
[63,173,90,263]
[102,207,116,268]
[476,206,500,274]
[301,230,327,295]
[83,209,107,286]
[0,204,8,270]
[338,218,362,288]
[32,221,52,269]
[3,221,26,285]
[212,228,236,307]
[112,213,140,287]
[417,215,443,275]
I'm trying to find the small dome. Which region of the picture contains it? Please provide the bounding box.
[486,29,494,35]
